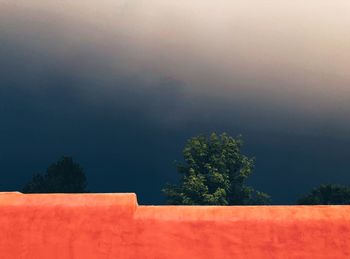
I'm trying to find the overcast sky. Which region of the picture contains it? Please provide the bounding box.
[1,0,350,204]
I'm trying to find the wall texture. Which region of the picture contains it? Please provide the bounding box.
[0,192,349,258]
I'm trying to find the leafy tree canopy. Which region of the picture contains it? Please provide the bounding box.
[298,184,350,205]
[163,132,271,205]
[22,156,88,193]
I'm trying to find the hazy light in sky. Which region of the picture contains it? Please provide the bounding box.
[2,2,350,92]
[1,0,350,134]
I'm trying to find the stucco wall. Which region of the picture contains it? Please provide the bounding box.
[0,192,349,258]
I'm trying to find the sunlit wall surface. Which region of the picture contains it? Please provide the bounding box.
[1,0,350,203]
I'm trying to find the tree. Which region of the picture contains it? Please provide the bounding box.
[162,132,271,205]
[297,184,350,205]
[22,156,88,193]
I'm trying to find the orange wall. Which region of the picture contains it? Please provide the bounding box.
[1,192,350,258]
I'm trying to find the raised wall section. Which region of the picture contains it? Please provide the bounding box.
[0,192,349,258]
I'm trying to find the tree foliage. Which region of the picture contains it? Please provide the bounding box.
[297,184,350,205]
[22,156,88,193]
[163,133,270,205]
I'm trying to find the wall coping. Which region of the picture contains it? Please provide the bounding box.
[1,192,350,221]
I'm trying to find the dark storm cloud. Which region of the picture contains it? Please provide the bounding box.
[1,0,350,204]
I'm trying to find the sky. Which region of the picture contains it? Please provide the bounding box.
[1,0,350,204]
